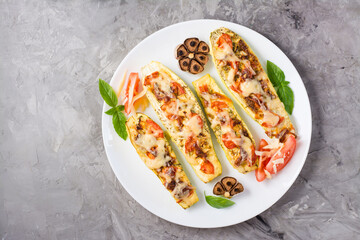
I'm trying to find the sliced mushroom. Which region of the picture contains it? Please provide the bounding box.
[189,60,203,74]
[195,53,208,65]
[175,44,189,60]
[213,182,225,195]
[229,182,244,196]
[179,58,190,71]
[184,37,199,52]
[221,177,237,191]
[197,41,209,54]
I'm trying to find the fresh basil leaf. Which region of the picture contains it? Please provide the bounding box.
[117,105,125,111]
[112,110,127,140]
[106,105,125,115]
[278,85,294,114]
[105,107,117,115]
[204,192,235,209]
[99,79,118,107]
[267,60,285,88]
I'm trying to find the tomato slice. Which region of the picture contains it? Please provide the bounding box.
[171,82,185,96]
[146,152,156,159]
[221,133,238,149]
[230,84,242,95]
[200,160,214,174]
[185,136,196,154]
[217,33,233,49]
[146,119,164,138]
[211,101,228,112]
[124,73,141,114]
[199,84,209,93]
[255,139,271,182]
[265,135,296,174]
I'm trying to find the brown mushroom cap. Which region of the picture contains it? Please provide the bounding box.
[176,44,189,60]
[197,41,210,54]
[179,57,190,71]
[230,182,244,196]
[189,60,203,74]
[195,53,208,66]
[213,182,225,195]
[221,177,237,191]
[184,37,200,52]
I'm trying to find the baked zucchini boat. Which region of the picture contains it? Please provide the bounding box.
[209,27,295,141]
[126,113,198,209]
[141,61,222,183]
[193,74,256,173]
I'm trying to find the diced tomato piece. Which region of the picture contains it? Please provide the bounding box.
[199,84,209,93]
[146,119,164,138]
[221,133,238,149]
[185,136,196,154]
[171,82,185,96]
[200,160,215,174]
[230,84,242,95]
[144,71,159,87]
[211,101,228,111]
[265,135,296,174]
[217,33,233,49]
[146,152,155,159]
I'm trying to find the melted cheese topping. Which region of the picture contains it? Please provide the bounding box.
[240,80,263,97]
[214,43,240,63]
[261,110,280,127]
[184,115,202,137]
[172,181,190,199]
[135,134,171,169]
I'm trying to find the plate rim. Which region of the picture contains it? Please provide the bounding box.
[101,19,312,228]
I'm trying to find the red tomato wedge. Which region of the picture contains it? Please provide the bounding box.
[255,139,271,182]
[146,119,164,138]
[217,33,233,49]
[265,135,296,174]
[123,72,141,115]
[200,160,215,174]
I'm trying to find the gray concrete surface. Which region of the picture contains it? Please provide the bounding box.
[1,0,360,239]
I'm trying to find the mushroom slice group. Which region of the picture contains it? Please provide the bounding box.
[213,177,244,198]
[175,37,210,74]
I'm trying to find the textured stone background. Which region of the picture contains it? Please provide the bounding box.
[1,0,360,239]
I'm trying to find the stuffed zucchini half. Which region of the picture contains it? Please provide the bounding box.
[141,61,222,183]
[193,74,256,173]
[126,113,198,209]
[209,27,295,142]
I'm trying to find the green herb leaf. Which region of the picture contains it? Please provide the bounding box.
[99,79,118,107]
[112,110,127,140]
[277,84,294,114]
[266,60,294,115]
[105,105,125,115]
[204,192,235,209]
[267,60,285,88]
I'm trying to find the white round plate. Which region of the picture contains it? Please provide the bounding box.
[102,19,311,228]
